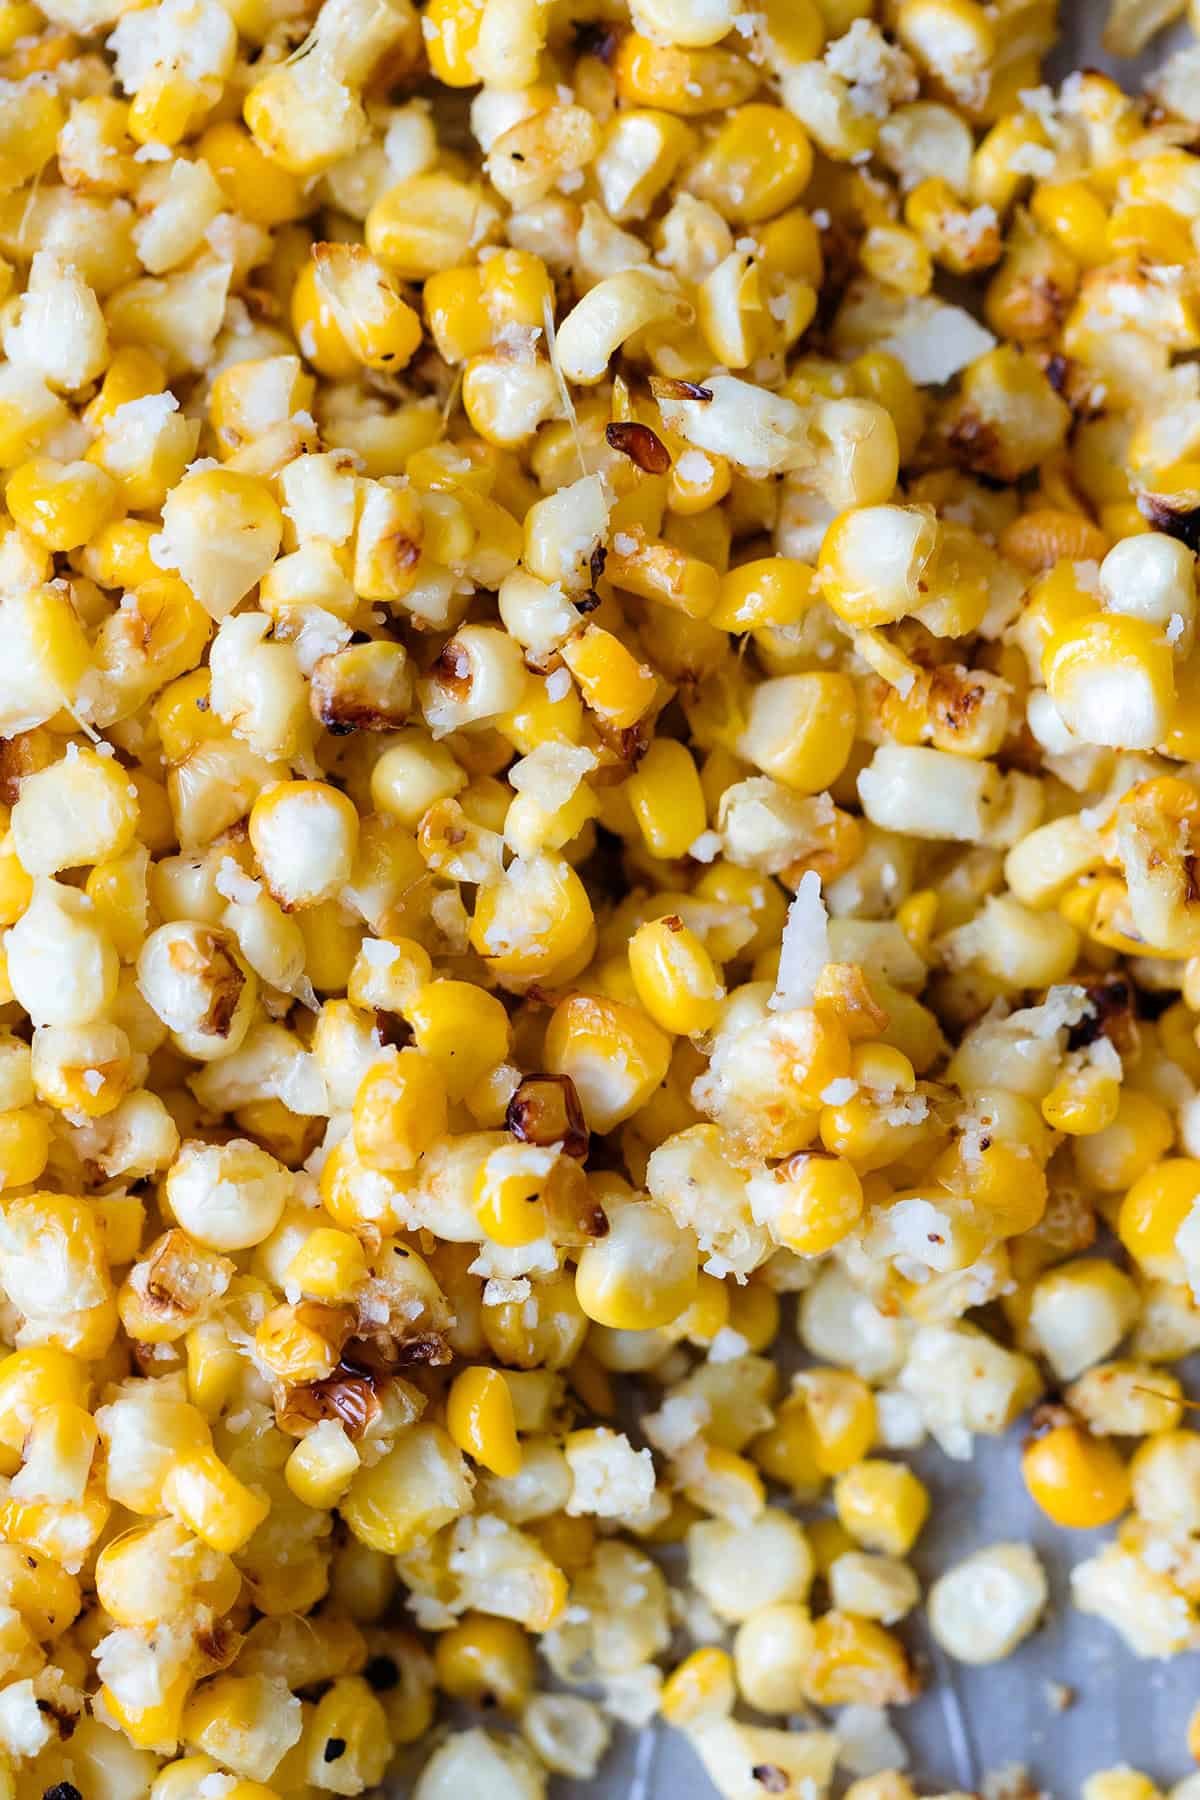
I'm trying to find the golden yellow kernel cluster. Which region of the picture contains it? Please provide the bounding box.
[0,0,1199,1792]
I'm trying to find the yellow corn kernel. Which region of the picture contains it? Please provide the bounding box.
[284,1228,368,1301]
[1042,612,1175,754]
[673,1270,731,1347]
[607,531,720,620]
[161,1448,269,1553]
[1041,1064,1121,1136]
[0,838,31,925]
[127,72,207,147]
[186,1320,242,1418]
[342,1423,473,1555]
[367,173,498,281]
[103,1669,193,1752]
[352,1049,447,1172]
[749,1389,825,1501]
[312,242,423,373]
[470,855,594,983]
[446,1365,522,1478]
[793,1369,877,1476]
[0,82,63,190]
[726,1281,780,1353]
[0,1110,49,1190]
[711,558,818,635]
[1117,1158,1200,1272]
[285,1420,361,1509]
[197,119,306,227]
[625,738,707,861]
[545,993,672,1134]
[659,1646,736,1726]
[754,1152,864,1256]
[801,1610,917,1707]
[433,1613,534,1711]
[1030,178,1111,268]
[291,261,359,380]
[1021,1414,1131,1528]
[687,104,813,222]
[472,1141,555,1249]
[905,177,1001,275]
[628,915,723,1037]
[860,223,933,298]
[423,265,491,365]
[422,0,485,83]
[404,980,510,1101]
[834,1459,929,1556]
[560,626,659,729]
[613,34,757,114]
[575,1196,696,1330]
[6,457,119,552]
[853,351,926,467]
[0,1347,89,1452]
[1108,201,1194,265]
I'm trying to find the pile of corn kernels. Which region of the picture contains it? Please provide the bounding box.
[5,0,1200,1791]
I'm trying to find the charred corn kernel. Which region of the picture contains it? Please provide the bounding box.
[255,1297,350,1384]
[660,1646,736,1726]
[1021,1416,1131,1528]
[628,916,723,1037]
[446,1365,522,1477]
[834,1460,929,1556]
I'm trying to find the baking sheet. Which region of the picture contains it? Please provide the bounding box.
[422,8,1200,1794]
[593,9,1198,1794]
